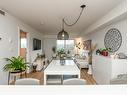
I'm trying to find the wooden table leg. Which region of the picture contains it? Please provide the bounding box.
[14,76,16,81]
[25,71,27,78]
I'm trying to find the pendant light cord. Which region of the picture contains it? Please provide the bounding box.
[62,19,64,30]
[63,5,86,27]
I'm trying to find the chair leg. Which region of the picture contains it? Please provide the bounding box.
[8,72,10,85]
[61,75,63,85]
[14,76,16,82]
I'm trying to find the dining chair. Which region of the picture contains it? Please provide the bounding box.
[15,78,40,85]
[63,78,86,85]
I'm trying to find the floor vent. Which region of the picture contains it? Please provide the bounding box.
[0,10,5,16]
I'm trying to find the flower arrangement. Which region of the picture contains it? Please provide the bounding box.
[57,48,66,58]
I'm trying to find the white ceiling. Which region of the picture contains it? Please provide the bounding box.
[0,0,123,35]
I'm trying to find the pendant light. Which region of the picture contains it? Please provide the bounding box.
[57,4,86,40]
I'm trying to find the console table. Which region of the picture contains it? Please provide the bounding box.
[8,71,27,85]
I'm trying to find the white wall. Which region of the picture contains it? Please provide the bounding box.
[81,0,127,35]
[43,38,56,61]
[84,17,127,54]
[0,11,44,85]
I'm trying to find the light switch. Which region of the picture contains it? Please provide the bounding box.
[9,38,12,43]
[9,47,13,52]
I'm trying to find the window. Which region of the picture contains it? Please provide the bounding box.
[21,38,27,48]
[57,40,65,50]
[57,40,74,52]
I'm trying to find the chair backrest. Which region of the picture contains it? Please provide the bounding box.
[15,78,40,85]
[63,78,86,85]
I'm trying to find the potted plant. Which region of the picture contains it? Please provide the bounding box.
[99,48,112,56]
[102,48,108,56]
[3,56,28,73]
[67,50,71,58]
[52,46,56,53]
[52,46,57,58]
[57,49,66,65]
[57,49,66,58]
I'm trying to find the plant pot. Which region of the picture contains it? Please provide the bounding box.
[10,70,25,73]
[100,52,103,55]
[87,65,92,75]
[103,51,108,56]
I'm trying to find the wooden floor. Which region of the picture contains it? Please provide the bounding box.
[12,69,96,85]
[81,69,96,85]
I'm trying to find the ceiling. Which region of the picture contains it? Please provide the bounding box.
[0,0,123,35]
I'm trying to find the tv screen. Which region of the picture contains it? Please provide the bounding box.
[33,38,41,50]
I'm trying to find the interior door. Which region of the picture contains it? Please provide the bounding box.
[20,30,27,62]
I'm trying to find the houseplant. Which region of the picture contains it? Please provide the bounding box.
[52,46,56,53]
[67,50,71,58]
[52,46,57,58]
[99,48,112,56]
[57,48,66,58]
[3,56,28,73]
[57,49,66,65]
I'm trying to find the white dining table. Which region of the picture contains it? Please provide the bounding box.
[44,60,80,85]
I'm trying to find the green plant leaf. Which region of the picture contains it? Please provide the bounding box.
[3,56,27,72]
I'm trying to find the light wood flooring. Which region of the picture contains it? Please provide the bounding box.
[11,69,96,85]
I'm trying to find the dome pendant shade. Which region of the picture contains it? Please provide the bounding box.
[57,29,69,40]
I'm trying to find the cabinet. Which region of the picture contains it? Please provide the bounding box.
[92,55,127,84]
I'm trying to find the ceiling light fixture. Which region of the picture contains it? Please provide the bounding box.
[57,4,86,40]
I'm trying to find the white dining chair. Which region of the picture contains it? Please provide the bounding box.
[15,78,40,85]
[63,78,86,85]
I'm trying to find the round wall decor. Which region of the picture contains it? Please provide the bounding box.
[104,28,122,52]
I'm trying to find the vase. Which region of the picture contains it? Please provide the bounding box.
[88,65,92,75]
[103,51,108,56]
[60,58,65,65]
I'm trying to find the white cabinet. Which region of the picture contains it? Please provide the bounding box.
[92,55,111,84]
[92,55,127,84]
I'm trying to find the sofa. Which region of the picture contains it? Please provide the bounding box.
[75,58,89,69]
[74,50,89,69]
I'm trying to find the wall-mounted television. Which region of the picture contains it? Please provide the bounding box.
[33,38,41,50]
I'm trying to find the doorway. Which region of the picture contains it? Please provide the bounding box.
[19,30,27,62]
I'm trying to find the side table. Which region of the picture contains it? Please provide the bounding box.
[8,70,27,85]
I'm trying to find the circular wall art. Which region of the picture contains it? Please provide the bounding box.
[104,28,122,52]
